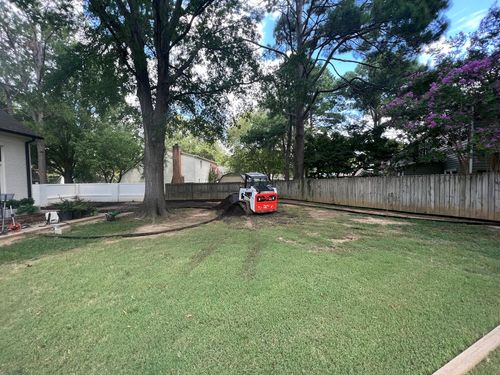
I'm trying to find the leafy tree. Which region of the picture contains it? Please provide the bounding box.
[347,121,400,174]
[85,0,261,217]
[342,53,421,128]
[263,64,342,179]
[304,130,354,177]
[78,122,142,183]
[166,131,226,164]
[42,41,133,182]
[227,111,284,179]
[260,0,449,179]
[385,7,500,174]
[0,0,75,183]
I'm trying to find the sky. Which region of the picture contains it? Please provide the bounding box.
[259,0,497,74]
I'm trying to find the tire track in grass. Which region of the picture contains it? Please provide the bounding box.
[242,231,262,280]
[186,244,216,274]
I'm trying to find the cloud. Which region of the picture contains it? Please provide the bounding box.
[450,8,488,33]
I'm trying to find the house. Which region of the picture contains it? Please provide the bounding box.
[0,111,42,199]
[395,151,499,175]
[122,144,223,184]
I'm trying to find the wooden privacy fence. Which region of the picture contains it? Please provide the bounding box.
[274,173,500,221]
[165,182,241,201]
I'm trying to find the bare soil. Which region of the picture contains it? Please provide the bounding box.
[304,207,338,220]
[133,209,216,234]
[350,217,410,226]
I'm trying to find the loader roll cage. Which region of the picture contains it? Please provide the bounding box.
[242,173,274,193]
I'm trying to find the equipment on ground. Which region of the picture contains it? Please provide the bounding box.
[8,205,21,231]
[0,193,14,235]
[238,172,278,214]
[45,211,60,224]
[105,211,121,221]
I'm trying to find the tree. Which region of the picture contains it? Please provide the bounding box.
[304,130,354,177]
[386,53,500,173]
[259,0,449,179]
[78,122,142,183]
[166,131,226,164]
[0,0,75,183]
[41,40,133,182]
[263,63,342,179]
[227,111,284,178]
[85,0,261,217]
[385,6,500,174]
[347,120,400,174]
[342,53,420,128]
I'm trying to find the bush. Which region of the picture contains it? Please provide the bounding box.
[4,198,34,209]
[53,199,96,220]
[16,204,39,215]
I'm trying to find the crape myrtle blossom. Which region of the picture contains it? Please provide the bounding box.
[384,40,499,173]
[385,51,500,155]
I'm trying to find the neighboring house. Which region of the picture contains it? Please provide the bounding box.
[122,144,223,184]
[0,111,42,199]
[395,150,499,176]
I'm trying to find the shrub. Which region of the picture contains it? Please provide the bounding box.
[4,198,34,209]
[16,204,39,215]
[54,199,95,218]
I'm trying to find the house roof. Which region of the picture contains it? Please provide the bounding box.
[180,150,217,165]
[0,110,42,139]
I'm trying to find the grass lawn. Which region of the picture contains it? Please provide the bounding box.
[0,205,499,374]
[469,348,500,374]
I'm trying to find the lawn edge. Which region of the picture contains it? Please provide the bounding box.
[433,325,500,375]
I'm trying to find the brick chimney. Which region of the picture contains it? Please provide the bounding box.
[171,144,184,184]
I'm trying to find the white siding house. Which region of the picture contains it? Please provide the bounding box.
[0,111,41,199]
[122,148,222,184]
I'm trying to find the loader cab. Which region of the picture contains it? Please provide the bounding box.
[243,173,274,192]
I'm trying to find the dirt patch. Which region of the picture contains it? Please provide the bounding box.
[306,234,359,253]
[330,234,359,244]
[0,235,24,247]
[133,209,216,234]
[245,217,254,229]
[305,207,338,220]
[277,236,298,245]
[351,217,410,226]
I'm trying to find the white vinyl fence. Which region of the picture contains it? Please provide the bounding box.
[32,183,145,206]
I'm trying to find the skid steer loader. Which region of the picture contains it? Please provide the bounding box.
[238,172,278,214]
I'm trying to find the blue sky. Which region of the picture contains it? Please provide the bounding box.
[260,0,497,74]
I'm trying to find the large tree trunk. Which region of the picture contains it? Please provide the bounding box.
[293,0,305,180]
[142,113,167,218]
[284,115,293,180]
[63,169,74,183]
[36,139,47,184]
[31,111,47,184]
[294,107,305,179]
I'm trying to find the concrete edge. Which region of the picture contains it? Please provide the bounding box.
[433,325,500,375]
[0,214,106,245]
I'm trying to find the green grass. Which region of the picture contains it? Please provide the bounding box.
[469,348,500,374]
[0,206,499,374]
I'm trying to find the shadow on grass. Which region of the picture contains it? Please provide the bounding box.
[0,219,142,265]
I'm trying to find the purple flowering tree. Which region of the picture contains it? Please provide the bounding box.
[385,8,500,174]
